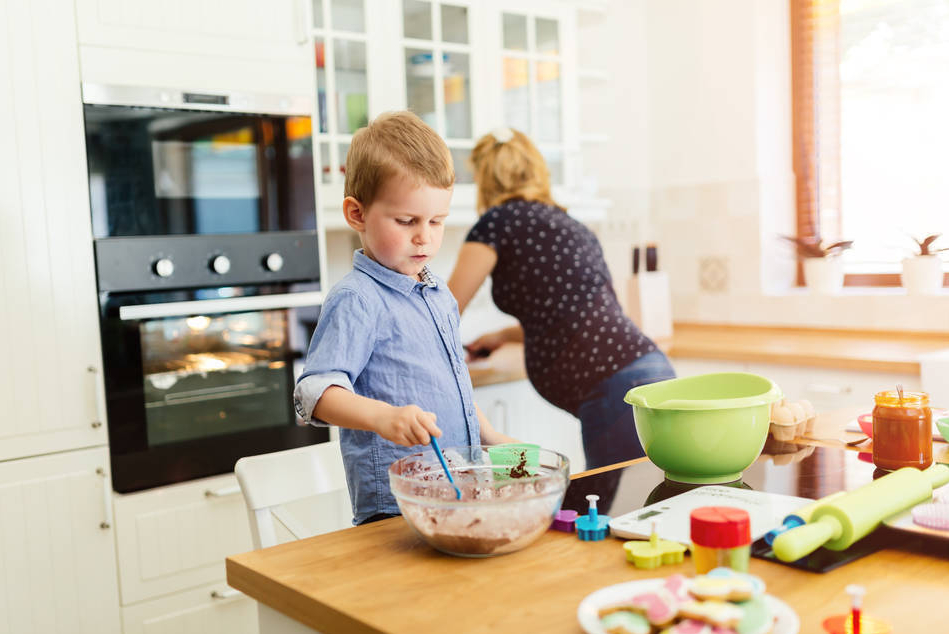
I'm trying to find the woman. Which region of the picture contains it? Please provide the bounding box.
[448,127,675,469]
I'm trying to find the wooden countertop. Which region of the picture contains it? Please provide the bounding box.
[667,322,949,374]
[467,324,949,387]
[226,410,949,633]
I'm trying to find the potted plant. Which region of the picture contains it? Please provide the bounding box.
[781,236,854,294]
[902,234,948,295]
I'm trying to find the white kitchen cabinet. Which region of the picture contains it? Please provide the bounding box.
[113,469,351,632]
[113,473,255,606]
[747,361,918,413]
[475,379,586,473]
[315,0,588,230]
[0,447,120,634]
[671,357,918,413]
[75,0,313,96]
[0,0,106,463]
[120,581,257,634]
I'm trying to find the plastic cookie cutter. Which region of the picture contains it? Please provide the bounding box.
[821,584,892,634]
[623,521,687,569]
[551,509,578,533]
[576,494,611,541]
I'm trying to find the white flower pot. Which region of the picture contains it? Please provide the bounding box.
[803,257,844,294]
[902,256,945,295]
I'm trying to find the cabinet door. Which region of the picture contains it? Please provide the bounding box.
[75,0,313,96]
[113,474,255,605]
[748,362,919,413]
[75,0,310,64]
[488,0,577,188]
[0,447,120,634]
[0,0,106,462]
[121,581,257,634]
[474,379,586,472]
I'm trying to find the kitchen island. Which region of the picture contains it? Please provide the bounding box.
[225,411,949,633]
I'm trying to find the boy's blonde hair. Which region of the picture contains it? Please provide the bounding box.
[469,128,563,212]
[344,111,454,207]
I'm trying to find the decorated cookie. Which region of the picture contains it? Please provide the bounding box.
[600,610,652,634]
[659,619,717,633]
[690,568,765,602]
[734,595,774,634]
[663,574,693,602]
[678,600,745,629]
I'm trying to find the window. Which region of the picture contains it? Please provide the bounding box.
[791,0,949,286]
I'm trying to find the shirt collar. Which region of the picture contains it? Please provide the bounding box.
[352,250,437,294]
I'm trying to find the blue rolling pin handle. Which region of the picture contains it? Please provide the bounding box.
[763,515,806,546]
[429,435,462,500]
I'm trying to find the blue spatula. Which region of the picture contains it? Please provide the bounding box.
[429,435,462,500]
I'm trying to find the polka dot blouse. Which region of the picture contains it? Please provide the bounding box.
[466,199,656,415]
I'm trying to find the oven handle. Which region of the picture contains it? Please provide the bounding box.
[118,291,325,321]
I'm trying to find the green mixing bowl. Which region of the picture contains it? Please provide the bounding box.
[624,372,783,484]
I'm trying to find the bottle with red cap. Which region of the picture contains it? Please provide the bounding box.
[690,506,751,574]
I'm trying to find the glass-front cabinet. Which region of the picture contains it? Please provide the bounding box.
[311,0,370,187]
[402,0,476,184]
[499,8,568,185]
[311,0,579,230]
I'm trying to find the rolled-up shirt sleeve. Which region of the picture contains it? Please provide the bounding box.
[293,288,376,423]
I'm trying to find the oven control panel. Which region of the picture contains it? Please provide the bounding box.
[95,232,321,293]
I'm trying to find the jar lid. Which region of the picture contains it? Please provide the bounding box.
[690,506,751,548]
[874,390,929,408]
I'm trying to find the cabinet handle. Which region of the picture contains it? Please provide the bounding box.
[492,399,508,435]
[211,588,243,601]
[205,485,242,498]
[88,365,105,430]
[804,383,853,395]
[293,0,308,44]
[96,467,112,530]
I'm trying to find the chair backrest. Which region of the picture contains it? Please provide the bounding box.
[235,440,348,549]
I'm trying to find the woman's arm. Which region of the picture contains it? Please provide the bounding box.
[447,242,498,314]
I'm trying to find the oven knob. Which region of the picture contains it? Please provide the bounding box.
[263,252,284,272]
[153,258,174,278]
[210,255,231,275]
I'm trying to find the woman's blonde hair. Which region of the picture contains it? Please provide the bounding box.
[469,128,563,212]
[345,111,454,207]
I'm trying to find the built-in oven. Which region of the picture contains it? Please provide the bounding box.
[83,84,328,493]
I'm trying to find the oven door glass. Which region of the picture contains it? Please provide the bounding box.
[83,105,315,238]
[141,309,292,446]
[101,286,327,493]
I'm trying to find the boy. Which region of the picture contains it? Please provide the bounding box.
[294,111,514,525]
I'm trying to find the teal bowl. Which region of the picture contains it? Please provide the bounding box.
[936,417,949,443]
[624,373,783,484]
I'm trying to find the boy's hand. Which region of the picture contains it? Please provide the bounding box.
[378,405,441,447]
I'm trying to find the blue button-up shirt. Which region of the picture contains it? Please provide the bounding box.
[294,250,480,524]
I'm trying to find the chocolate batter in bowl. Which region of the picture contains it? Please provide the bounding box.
[388,445,570,557]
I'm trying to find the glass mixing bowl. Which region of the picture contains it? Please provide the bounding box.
[388,445,569,557]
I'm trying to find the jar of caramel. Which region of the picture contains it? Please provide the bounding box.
[872,390,933,471]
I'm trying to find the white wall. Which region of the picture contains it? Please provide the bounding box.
[635,0,949,331]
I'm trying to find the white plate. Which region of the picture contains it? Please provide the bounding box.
[577,577,800,634]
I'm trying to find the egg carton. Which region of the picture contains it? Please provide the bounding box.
[768,398,816,441]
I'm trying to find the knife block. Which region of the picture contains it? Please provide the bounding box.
[625,271,673,341]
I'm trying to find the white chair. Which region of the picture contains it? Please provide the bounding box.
[234,440,349,549]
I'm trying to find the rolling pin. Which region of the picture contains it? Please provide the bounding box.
[773,464,949,562]
[763,490,847,545]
